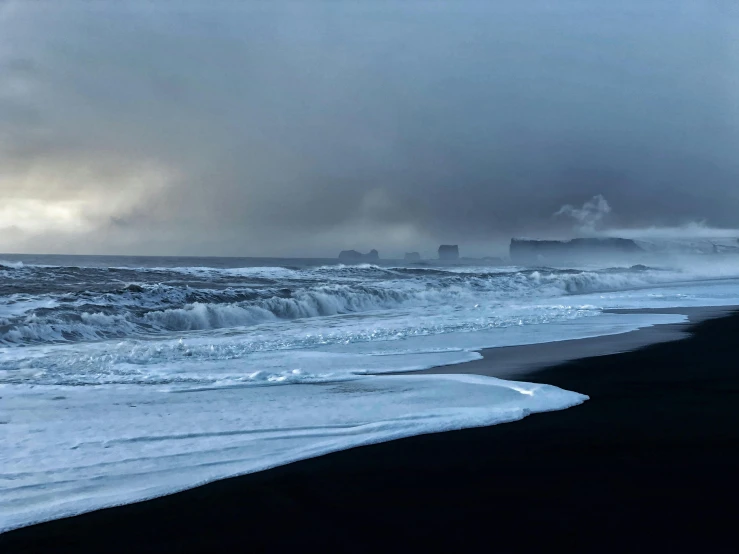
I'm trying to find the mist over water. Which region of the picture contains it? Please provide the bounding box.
[544,194,739,261]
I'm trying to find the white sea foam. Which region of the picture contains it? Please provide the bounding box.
[0,309,690,387]
[0,373,587,533]
[0,295,59,321]
[0,260,24,269]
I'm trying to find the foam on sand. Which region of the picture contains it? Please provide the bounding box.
[0,373,586,533]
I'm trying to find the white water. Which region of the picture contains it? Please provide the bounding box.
[2,255,739,533]
[1,374,587,533]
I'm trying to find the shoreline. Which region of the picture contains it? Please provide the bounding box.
[3,305,739,551]
[405,305,734,379]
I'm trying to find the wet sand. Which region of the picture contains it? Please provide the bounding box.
[410,306,733,379]
[3,306,739,552]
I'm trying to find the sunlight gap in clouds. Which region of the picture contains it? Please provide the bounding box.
[0,163,176,238]
[0,198,92,233]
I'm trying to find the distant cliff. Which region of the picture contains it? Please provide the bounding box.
[510,238,643,265]
[338,249,380,262]
[438,245,459,260]
[404,252,421,262]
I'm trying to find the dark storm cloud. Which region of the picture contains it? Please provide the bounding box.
[1,1,739,256]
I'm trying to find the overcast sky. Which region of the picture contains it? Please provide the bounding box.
[1,0,739,257]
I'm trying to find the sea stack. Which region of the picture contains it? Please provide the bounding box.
[338,249,380,262]
[438,245,459,260]
[509,238,643,265]
[404,252,421,262]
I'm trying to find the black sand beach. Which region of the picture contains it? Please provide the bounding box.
[3,307,739,553]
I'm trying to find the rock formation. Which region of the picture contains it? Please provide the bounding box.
[338,249,380,262]
[438,245,459,260]
[404,252,421,262]
[510,238,643,265]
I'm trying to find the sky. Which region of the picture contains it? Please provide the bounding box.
[1,0,739,258]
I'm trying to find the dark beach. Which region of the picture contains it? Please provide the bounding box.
[3,307,739,553]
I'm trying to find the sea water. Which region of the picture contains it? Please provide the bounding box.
[2,254,739,532]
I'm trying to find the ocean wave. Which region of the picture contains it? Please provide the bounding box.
[0,260,24,270]
[0,263,692,346]
[5,255,739,347]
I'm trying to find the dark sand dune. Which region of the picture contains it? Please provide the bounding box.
[3,309,739,552]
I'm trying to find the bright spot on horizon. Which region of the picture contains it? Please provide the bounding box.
[0,198,93,233]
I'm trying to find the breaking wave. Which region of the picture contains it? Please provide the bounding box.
[0,261,731,346]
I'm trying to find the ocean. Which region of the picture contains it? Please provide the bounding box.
[2,252,739,532]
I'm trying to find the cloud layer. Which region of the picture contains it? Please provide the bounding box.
[2,1,739,257]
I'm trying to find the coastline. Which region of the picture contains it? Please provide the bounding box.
[407,305,734,379]
[3,306,739,552]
